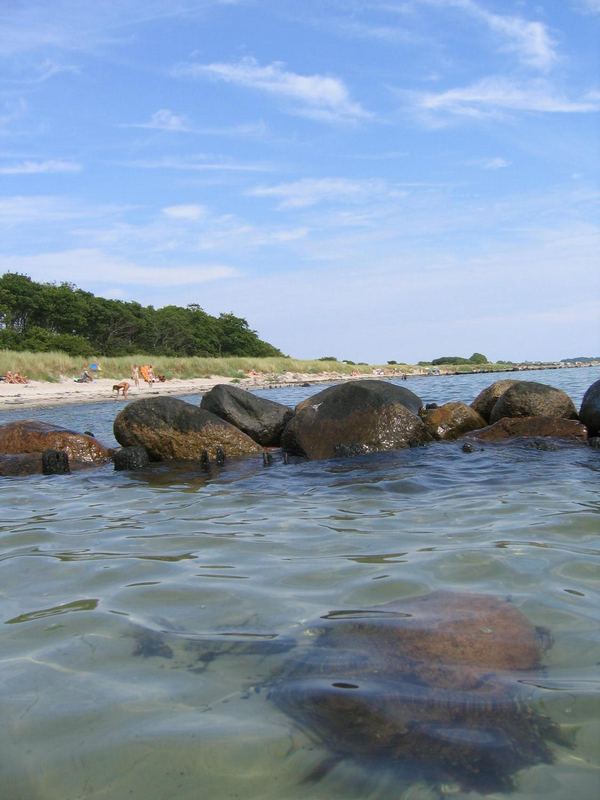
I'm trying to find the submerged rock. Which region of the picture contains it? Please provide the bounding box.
[0,420,112,465]
[200,383,293,446]
[464,416,588,443]
[489,381,577,424]
[281,380,428,460]
[579,378,600,436]
[269,591,566,793]
[113,396,261,461]
[0,452,44,477]
[421,401,486,440]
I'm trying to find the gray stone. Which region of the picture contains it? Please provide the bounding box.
[281,380,429,460]
[489,381,577,424]
[579,378,600,436]
[200,383,293,446]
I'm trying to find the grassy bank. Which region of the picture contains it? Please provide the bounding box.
[0,349,533,383]
[0,351,384,382]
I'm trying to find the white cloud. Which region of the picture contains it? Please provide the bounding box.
[248,178,391,208]
[0,159,81,175]
[470,156,511,170]
[124,155,274,172]
[125,108,190,132]
[162,204,208,220]
[418,0,557,70]
[574,0,600,13]
[0,195,94,225]
[415,78,600,119]
[0,248,238,287]
[173,57,370,123]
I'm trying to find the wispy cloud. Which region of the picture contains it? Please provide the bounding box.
[123,155,275,172]
[0,248,238,287]
[417,0,557,70]
[162,204,208,220]
[469,156,510,170]
[248,177,392,208]
[413,78,600,119]
[126,108,191,132]
[172,57,370,123]
[574,0,600,13]
[0,159,81,175]
[121,110,268,139]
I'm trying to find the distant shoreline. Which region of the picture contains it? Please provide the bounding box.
[0,363,596,411]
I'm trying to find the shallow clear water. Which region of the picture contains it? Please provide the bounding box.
[1,368,599,800]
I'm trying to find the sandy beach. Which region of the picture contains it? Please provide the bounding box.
[0,371,376,410]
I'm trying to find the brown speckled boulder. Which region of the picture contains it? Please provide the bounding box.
[489,381,577,424]
[0,420,112,464]
[269,591,565,794]
[113,396,261,461]
[422,401,486,440]
[465,415,588,443]
[281,380,429,460]
[471,379,518,422]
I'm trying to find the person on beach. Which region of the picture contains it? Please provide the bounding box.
[88,360,102,377]
[131,364,140,388]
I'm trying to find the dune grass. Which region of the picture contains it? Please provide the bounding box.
[0,349,518,383]
[0,351,385,382]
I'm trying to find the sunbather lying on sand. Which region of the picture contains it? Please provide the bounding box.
[1,371,29,384]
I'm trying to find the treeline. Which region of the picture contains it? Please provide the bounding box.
[0,273,283,358]
[419,353,489,366]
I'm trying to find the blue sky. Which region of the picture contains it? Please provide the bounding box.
[1,0,599,362]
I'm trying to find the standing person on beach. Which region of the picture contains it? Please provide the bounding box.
[131,364,140,388]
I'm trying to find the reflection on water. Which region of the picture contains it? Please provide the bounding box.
[0,367,599,799]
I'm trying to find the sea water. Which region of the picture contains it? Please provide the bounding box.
[0,367,599,800]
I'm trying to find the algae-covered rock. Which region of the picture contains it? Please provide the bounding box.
[281,380,429,460]
[489,381,577,424]
[465,416,588,443]
[0,420,111,464]
[471,379,518,422]
[422,401,486,440]
[113,396,261,461]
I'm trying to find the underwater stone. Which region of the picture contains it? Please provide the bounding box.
[268,591,566,794]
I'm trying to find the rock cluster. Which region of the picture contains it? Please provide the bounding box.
[2,376,597,477]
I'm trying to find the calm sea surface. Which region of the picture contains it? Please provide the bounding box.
[1,368,599,800]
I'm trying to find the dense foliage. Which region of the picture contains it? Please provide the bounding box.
[430,353,489,366]
[0,273,283,358]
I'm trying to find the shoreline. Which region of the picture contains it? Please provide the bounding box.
[0,363,593,411]
[0,372,375,411]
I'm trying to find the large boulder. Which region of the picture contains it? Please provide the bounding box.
[464,416,588,443]
[200,384,293,446]
[422,402,486,441]
[281,380,429,460]
[471,379,518,422]
[113,396,262,461]
[489,381,577,424]
[579,378,600,435]
[0,420,112,464]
